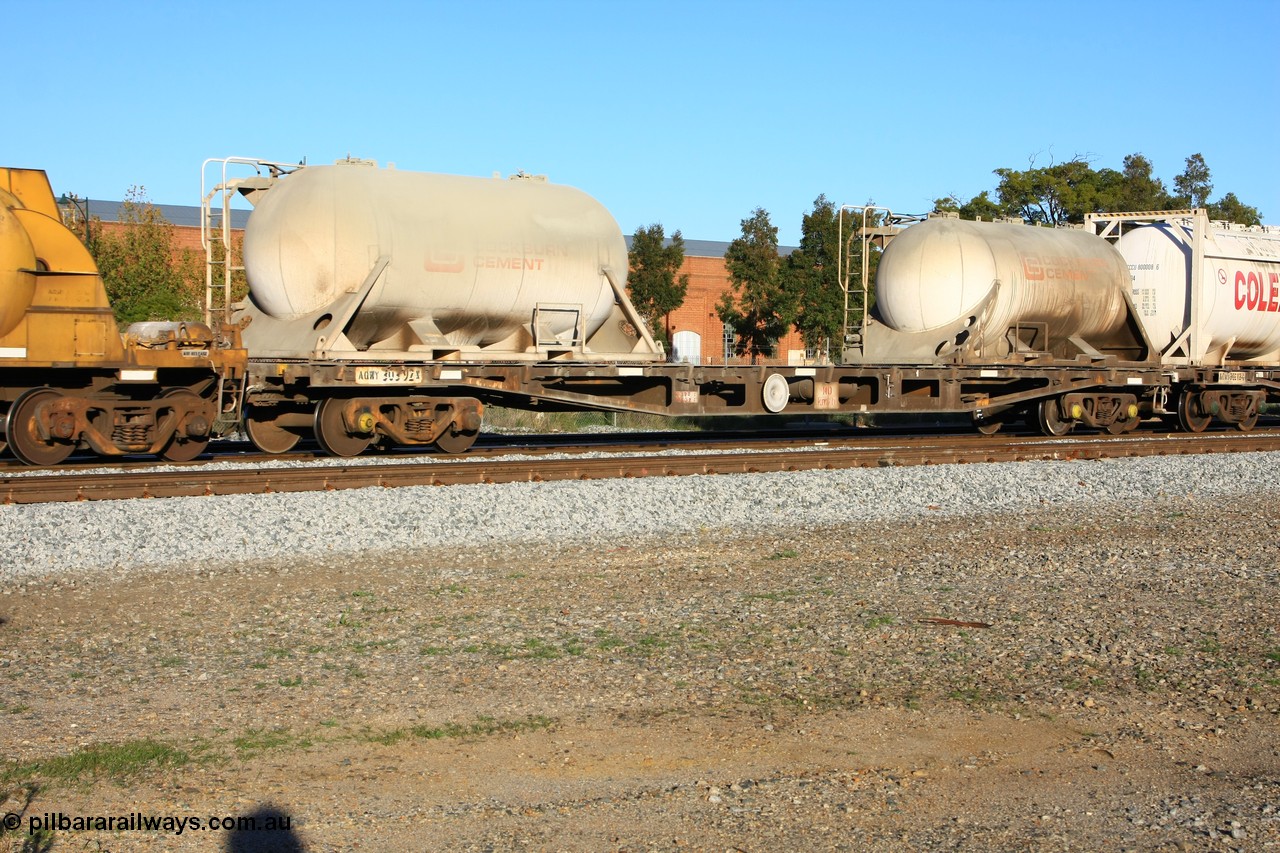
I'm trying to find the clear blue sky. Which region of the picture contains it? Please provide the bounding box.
[14,0,1278,245]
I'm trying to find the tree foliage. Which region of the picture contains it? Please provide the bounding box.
[779,195,846,361]
[626,224,689,345]
[1207,192,1261,227]
[1173,153,1213,208]
[936,152,1262,225]
[89,187,203,325]
[718,208,788,362]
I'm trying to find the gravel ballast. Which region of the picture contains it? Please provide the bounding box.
[2,450,1278,580]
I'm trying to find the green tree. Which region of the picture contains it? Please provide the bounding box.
[1174,153,1213,208]
[1109,153,1172,211]
[932,190,1006,221]
[626,224,689,346]
[780,195,844,360]
[718,208,788,362]
[939,151,1261,227]
[90,187,200,325]
[994,158,1103,225]
[1208,192,1262,226]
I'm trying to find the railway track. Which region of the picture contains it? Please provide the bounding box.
[4,428,1279,505]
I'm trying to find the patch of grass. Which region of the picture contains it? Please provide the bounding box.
[233,728,310,757]
[634,633,670,654]
[593,629,628,651]
[746,589,800,602]
[1,739,194,786]
[766,549,800,560]
[519,638,560,660]
[864,615,896,629]
[1264,650,1280,664]
[1197,637,1223,655]
[349,639,398,654]
[333,610,364,629]
[277,676,303,687]
[370,714,557,744]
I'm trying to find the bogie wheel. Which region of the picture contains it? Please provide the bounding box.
[1036,397,1075,437]
[1235,410,1259,432]
[1105,417,1131,436]
[7,388,74,466]
[974,417,1002,436]
[0,404,8,456]
[314,398,373,457]
[1176,391,1212,433]
[159,388,211,462]
[433,427,478,454]
[245,405,301,454]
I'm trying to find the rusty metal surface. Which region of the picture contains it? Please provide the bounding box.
[5,430,1280,505]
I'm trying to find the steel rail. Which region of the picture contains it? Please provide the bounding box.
[4,430,1279,506]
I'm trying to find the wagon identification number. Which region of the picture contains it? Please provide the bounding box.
[1216,371,1248,384]
[354,366,424,385]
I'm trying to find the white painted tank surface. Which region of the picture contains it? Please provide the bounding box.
[242,160,627,349]
[0,191,38,337]
[1118,221,1280,359]
[874,217,1133,356]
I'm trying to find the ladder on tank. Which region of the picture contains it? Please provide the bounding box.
[199,157,306,432]
[836,205,922,359]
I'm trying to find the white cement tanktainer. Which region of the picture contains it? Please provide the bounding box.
[872,217,1136,358]
[241,160,631,354]
[1117,220,1280,361]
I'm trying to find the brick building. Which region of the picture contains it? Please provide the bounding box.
[73,200,808,364]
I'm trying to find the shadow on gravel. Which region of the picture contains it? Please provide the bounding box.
[225,805,304,852]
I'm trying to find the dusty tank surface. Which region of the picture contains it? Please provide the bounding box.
[873,217,1136,358]
[240,159,635,356]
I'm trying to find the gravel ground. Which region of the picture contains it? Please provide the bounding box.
[2,450,1280,580]
[0,453,1277,851]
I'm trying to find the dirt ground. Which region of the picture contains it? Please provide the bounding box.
[1,500,1277,851]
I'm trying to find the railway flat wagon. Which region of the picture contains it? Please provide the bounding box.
[203,157,1280,458]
